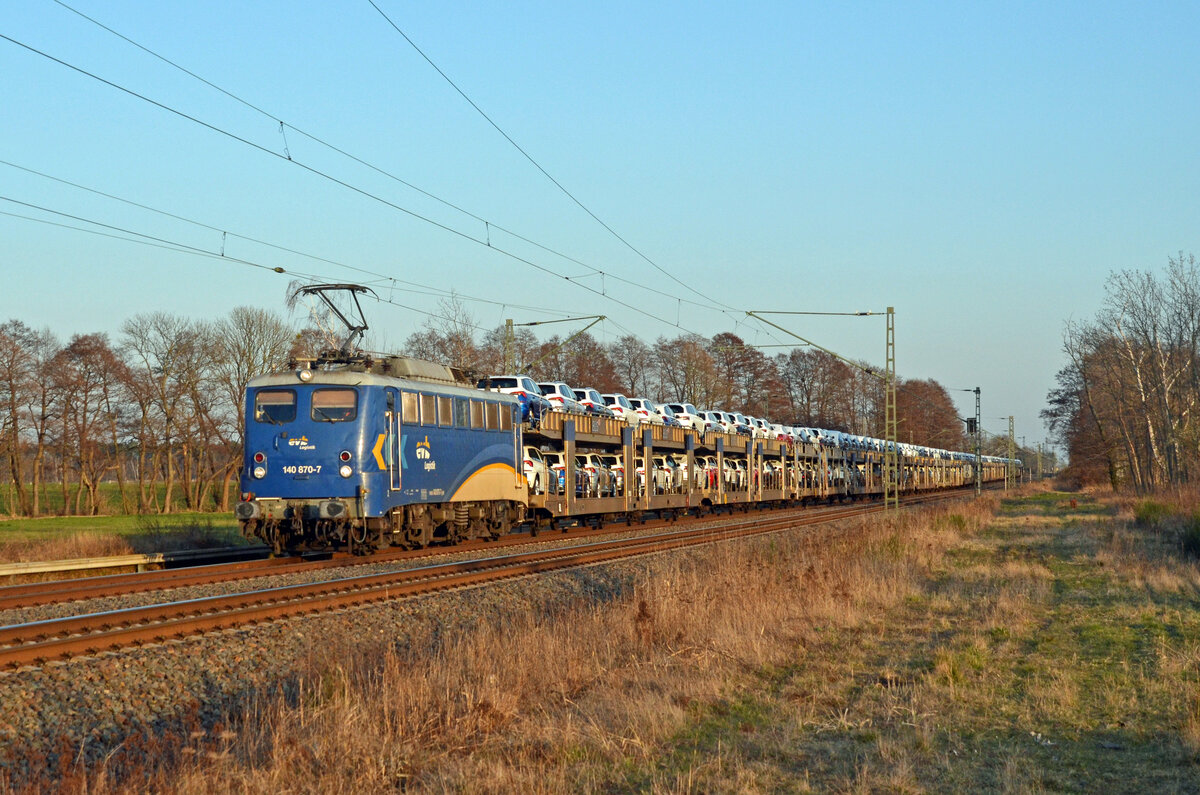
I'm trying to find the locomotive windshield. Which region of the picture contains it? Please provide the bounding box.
[254,389,297,424]
[311,388,358,422]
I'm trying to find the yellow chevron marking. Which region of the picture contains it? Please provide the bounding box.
[372,433,386,470]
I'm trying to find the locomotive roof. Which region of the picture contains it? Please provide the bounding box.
[248,367,519,403]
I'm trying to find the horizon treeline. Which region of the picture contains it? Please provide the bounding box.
[1044,252,1200,491]
[0,301,975,519]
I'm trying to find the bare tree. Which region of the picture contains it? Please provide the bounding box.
[213,307,294,443]
[476,324,540,375]
[655,334,718,404]
[1047,254,1200,490]
[23,327,61,517]
[210,307,293,508]
[121,313,207,513]
[0,320,37,515]
[402,294,479,372]
[607,335,654,397]
[57,334,127,514]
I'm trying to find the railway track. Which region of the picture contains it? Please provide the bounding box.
[0,489,983,670]
[0,498,888,611]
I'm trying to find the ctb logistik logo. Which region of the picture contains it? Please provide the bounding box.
[415,436,435,470]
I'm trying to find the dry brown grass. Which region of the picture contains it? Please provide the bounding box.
[56,499,990,793]
[42,490,1200,792]
[0,531,135,563]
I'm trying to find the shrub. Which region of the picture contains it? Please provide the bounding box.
[1182,513,1200,558]
[130,516,229,552]
[1134,500,1173,528]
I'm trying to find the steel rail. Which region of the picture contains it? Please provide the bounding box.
[0,499,867,611]
[0,489,985,670]
[0,545,269,579]
[0,503,868,645]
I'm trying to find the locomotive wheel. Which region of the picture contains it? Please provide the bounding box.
[265,523,284,557]
[350,522,373,555]
[487,504,512,540]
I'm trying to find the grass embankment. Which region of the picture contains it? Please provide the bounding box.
[0,514,243,565]
[0,481,234,519]
[0,481,243,563]
[77,489,1200,792]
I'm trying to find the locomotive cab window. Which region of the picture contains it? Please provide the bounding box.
[470,400,485,429]
[254,389,296,424]
[311,388,357,422]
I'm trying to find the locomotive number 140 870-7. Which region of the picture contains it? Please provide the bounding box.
[281,465,322,475]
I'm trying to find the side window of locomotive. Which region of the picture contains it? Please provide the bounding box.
[500,403,513,431]
[438,396,453,427]
[470,400,485,429]
[419,394,437,425]
[254,389,296,424]
[401,392,419,424]
[453,398,470,428]
[311,388,357,422]
[485,402,499,430]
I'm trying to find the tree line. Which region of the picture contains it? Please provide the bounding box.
[1,297,975,518]
[1044,253,1200,491]
[0,308,293,517]
[405,297,970,451]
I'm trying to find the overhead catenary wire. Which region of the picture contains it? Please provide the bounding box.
[0,32,721,340]
[0,199,506,336]
[9,194,931,406]
[0,159,581,321]
[28,8,797,353]
[364,1,799,363]
[47,0,725,315]
[365,0,732,313]
[3,195,716,354]
[22,9,832,364]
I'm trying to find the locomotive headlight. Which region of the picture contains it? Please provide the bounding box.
[252,465,267,479]
[339,464,353,478]
[298,369,313,382]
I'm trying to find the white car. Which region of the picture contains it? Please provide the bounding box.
[664,402,710,432]
[537,382,587,414]
[653,403,684,428]
[627,397,665,425]
[570,386,617,418]
[747,417,772,439]
[702,410,736,434]
[522,445,550,494]
[578,452,615,497]
[600,393,641,425]
[729,412,754,436]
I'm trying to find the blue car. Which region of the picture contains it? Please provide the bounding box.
[477,375,552,425]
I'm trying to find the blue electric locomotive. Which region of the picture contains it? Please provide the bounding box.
[235,354,527,554]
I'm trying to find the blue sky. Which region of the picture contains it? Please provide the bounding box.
[3,1,1197,451]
